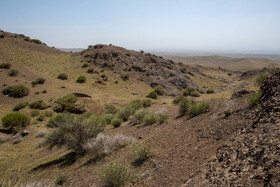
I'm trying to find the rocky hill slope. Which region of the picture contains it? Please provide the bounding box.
[79,45,198,96]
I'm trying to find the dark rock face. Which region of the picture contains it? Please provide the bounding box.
[206,71,280,186]
[80,45,198,95]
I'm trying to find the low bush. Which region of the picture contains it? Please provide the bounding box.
[76,75,86,83]
[248,91,262,107]
[42,90,47,93]
[224,110,231,117]
[188,102,210,117]
[105,104,119,114]
[87,68,94,74]
[206,89,215,94]
[47,113,74,128]
[111,118,122,128]
[57,73,68,80]
[30,39,42,44]
[31,78,46,85]
[8,69,19,77]
[0,34,4,38]
[133,108,150,124]
[13,102,28,111]
[256,73,269,85]
[143,113,158,125]
[189,91,200,97]
[120,74,129,81]
[29,100,48,110]
[133,143,151,163]
[179,98,209,117]
[102,114,114,125]
[116,100,143,122]
[83,133,135,156]
[146,91,158,99]
[55,174,67,186]
[53,94,85,113]
[2,85,29,98]
[43,110,54,117]
[173,95,186,105]
[157,113,169,123]
[36,115,44,122]
[30,110,40,117]
[44,114,104,154]
[154,85,165,95]
[0,62,11,69]
[142,99,152,107]
[99,161,138,187]
[2,112,30,132]
[82,63,89,68]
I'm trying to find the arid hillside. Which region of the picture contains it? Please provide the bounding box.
[0,30,279,186]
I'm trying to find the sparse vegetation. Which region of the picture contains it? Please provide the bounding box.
[256,73,269,85]
[53,94,85,113]
[44,114,104,154]
[0,62,11,69]
[142,99,152,107]
[189,91,200,97]
[146,91,158,99]
[47,113,75,128]
[0,34,4,38]
[31,78,46,85]
[1,112,31,132]
[99,161,138,187]
[206,89,215,94]
[29,100,48,110]
[179,97,210,117]
[57,73,68,80]
[13,102,28,111]
[154,85,165,95]
[30,110,40,117]
[116,100,144,122]
[55,174,67,186]
[30,39,42,44]
[111,118,122,128]
[248,90,262,107]
[224,110,231,117]
[87,68,94,73]
[2,85,29,98]
[76,75,86,83]
[8,69,19,77]
[82,63,89,68]
[133,143,151,163]
[173,95,186,105]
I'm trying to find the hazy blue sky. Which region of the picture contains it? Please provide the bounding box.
[0,0,279,52]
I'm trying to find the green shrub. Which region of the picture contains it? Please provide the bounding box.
[228,73,232,76]
[55,174,67,186]
[186,87,195,93]
[120,74,129,81]
[0,34,4,38]
[53,94,85,113]
[249,91,262,107]
[30,39,42,44]
[0,62,11,69]
[256,73,269,85]
[76,75,86,83]
[102,114,114,125]
[105,104,118,114]
[99,161,137,187]
[116,100,143,121]
[173,95,186,105]
[43,110,54,117]
[133,109,150,124]
[82,63,89,68]
[142,99,152,108]
[224,110,231,117]
[8,69,19,77]
[146,91,158,99]
[31,78,46,85]
[143,113,158,125]
[30,110,40,117]
[13,102,28,111]
[189,91,200,97]
[87,68,94,74]
[57,73,68,80]
[35,91,40,95]
[179,98,190,115]
[36,115,44,122]
[45,114,103,154]
[29,100,48,110]
[42,90,47,93]
[133,143,151,163]
[2,85,29,98]
[188,102,210,117]
[2,112,30,132]
[47,113,74,128]
[206,89,214,94]
[111,118,122,128]
[157,113,169,124]
[154,85,165,95]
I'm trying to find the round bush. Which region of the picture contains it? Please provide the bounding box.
[146,91,158,99]
[2,112,31,131]
[57,73,68,80]
[2,85,30,98]
[111,118,122,128]
[76,75,86,83]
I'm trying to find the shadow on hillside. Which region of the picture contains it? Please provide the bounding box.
[32,152,78,171]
